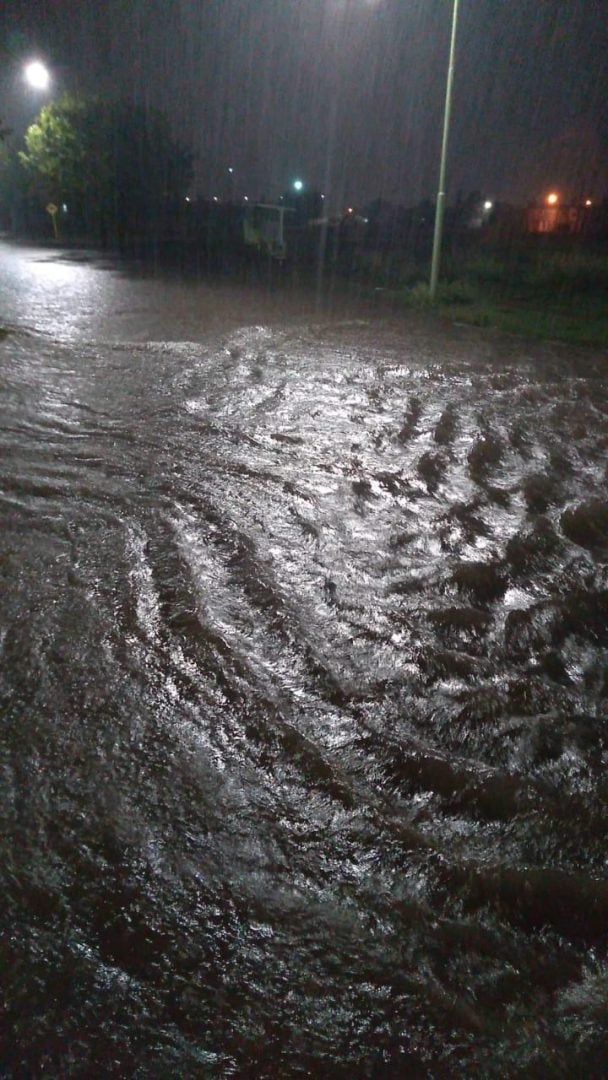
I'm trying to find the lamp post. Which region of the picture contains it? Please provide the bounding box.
[429,0,460,300]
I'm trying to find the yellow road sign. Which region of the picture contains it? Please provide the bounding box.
[46,203,59,239]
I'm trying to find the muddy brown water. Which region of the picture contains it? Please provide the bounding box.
[1,243,608,1077]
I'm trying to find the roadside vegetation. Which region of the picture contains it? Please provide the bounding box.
[370,249,608,349]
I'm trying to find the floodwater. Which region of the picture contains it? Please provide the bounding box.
[1,242,607,1077]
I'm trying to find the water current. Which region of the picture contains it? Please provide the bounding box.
[1,244,607,1077]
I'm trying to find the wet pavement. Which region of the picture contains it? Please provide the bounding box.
[1,241,608,1077]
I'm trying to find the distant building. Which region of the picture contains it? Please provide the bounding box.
[527,202,586,234]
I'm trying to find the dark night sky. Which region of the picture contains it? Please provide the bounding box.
[2,0,607,208]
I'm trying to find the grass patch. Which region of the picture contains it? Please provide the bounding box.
[394,250,608,348]
[446,301,608,347]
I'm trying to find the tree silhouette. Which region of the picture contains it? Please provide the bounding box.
[21,93,193,246]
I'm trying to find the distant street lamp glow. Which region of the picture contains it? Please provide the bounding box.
[293,179,304,192]
[546,192,559,205]
[243,195,249,201]
[24,60,50,90]
[585,199,592,207]
[483,200,493,211]
[226,168,235,201]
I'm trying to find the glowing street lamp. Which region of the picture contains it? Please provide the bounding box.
[429,0,460,300]
[24,60,50,91]
[293,179,304,192]
[546,192,559,206]
[226,166,235,201]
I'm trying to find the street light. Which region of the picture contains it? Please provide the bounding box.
[293,179,304,192]
[429,0,460,300]
[24,60,50,91]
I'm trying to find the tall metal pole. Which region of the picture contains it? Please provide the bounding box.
[429,0,460,300]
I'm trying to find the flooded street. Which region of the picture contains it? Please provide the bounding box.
[1,241,607,1077]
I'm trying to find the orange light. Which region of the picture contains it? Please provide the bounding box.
[546,192,559,206]
[585,199,592,207]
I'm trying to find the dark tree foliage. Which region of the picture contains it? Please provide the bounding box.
[0,141,39,233]
[20,93,194,246]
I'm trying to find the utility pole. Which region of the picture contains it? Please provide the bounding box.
[429,0,459,300]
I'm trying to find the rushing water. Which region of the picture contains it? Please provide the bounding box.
[1,243,608,1077]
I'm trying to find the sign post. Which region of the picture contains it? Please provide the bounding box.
[46,202,59,240]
